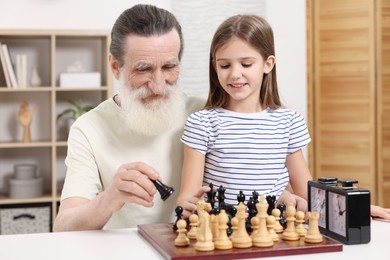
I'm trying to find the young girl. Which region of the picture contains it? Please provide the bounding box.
[177,14,312,218]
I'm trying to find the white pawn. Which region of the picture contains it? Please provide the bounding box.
[250,216,259,237]
[214,209,233,250]
[272,208,284,233]
[282,204,300,241]
[295,211,307,237]
[174,219,190,246]
[187,214,199,239]
[211,214,220,241]
[267,215,279,242]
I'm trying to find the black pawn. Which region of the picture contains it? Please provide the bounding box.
[152,179,174,201]
[173,206,183,231]
[237,190,246,204]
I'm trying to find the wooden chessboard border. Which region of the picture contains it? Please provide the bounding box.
[138,223,343,260]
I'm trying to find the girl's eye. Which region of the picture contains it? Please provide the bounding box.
[220,64,230,69]
[242,64,252,68]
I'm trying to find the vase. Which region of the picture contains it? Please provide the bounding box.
[30,66,42,87]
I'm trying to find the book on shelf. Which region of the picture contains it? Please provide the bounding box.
[1,44,19,88]
[16,54,27,88]
[0,42,11,88]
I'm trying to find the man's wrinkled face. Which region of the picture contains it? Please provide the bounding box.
[113,30,185,136]
[120,29,181,107]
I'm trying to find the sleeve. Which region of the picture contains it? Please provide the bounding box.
[180,111,210,155]
[287,111,311,154]
[60,120,102,201]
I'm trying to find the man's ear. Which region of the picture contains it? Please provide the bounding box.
[109,53,120,80]
[264,55,275,74]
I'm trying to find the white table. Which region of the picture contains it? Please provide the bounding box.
[0,220,387,260]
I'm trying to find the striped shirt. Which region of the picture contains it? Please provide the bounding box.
[181,107,311,205]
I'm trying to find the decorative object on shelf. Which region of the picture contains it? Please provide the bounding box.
[9,163,43,199]
[57,99,94,132]
[57,99,94,121]
[30,66,42,87]
[18,100,34,143]
[59,60,101,87]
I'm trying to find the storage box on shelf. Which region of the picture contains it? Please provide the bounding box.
[0,29,112,234]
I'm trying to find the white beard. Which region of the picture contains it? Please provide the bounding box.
[117,74,185,136]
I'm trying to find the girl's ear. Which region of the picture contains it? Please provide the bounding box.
[109,53,120,80]
[264,55,275,74]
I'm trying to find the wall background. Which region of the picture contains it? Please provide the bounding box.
[0,0,307,148]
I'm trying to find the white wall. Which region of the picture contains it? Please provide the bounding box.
[0,0,306,116]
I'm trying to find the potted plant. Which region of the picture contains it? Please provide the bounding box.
[56,99,94,130]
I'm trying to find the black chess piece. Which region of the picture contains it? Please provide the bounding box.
[173,206,183,231]
[277,203,287,228]
[217,185,227,212]
[206,183,216,207]
[226,206,236,236]
[252,190,259,204]
[246,196,257,232]
[237,190,246,204]
[266,195,276,215]
[152,179,174,201]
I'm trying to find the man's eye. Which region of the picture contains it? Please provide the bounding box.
[164,65,177,70]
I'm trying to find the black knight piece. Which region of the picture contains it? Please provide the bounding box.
[152,179,174,201]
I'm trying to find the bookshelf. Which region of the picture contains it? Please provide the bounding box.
[0,29,112,233]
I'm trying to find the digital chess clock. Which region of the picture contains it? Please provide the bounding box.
[308,178,370,244]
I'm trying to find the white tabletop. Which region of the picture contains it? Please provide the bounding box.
[0,220,387,260]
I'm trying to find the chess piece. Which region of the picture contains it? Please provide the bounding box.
[250,215,259,237]
[229,216,238,239]
[194,200,214,251]
[214,209,233,250]
[277,203,287,228]
[295,210,307,237]
[246,196,257,231]
[152,179,174,201]
[267,215,279,242]
[18,100,33,143]
[304,212,323,243]
[187,214,199,239]
[282,204,300,241]
[173,206,183,231]
[217,185,226,211]
[174,218,190,246]
[252,190,259,204]
[206,182,218,214]
[266,195,276,215]
[272,208,284,233]
[231,194,252,248]
[252,195,273,247]
[210,214,220,241]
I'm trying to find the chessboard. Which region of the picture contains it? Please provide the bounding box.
[138,223,343,260]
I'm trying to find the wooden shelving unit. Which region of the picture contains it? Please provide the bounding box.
[0,29,112,232]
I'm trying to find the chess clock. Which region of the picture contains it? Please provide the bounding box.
[308,177,337,234]
[327,179,370,245]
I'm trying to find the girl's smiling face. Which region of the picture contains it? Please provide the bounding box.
[214,36,274,113]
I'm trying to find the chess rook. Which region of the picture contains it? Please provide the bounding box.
[152,179,174,201]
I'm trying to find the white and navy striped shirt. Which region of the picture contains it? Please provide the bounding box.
[181,107,311,205]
